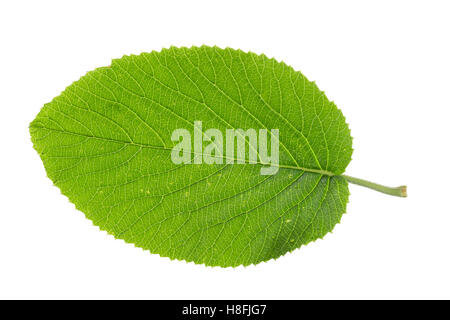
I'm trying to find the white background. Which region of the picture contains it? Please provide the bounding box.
[1,0,449,300]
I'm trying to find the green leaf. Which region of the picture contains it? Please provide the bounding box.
[29,46,402,267]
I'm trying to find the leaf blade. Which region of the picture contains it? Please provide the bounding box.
[30,46,352,266]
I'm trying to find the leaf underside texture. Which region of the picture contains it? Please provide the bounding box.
[30,46,353,267]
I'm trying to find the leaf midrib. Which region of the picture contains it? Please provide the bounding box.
[31,124,336,176]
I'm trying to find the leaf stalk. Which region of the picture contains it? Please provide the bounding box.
[342,175,407,198]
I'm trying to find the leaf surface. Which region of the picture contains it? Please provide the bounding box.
[30,46,353,267]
